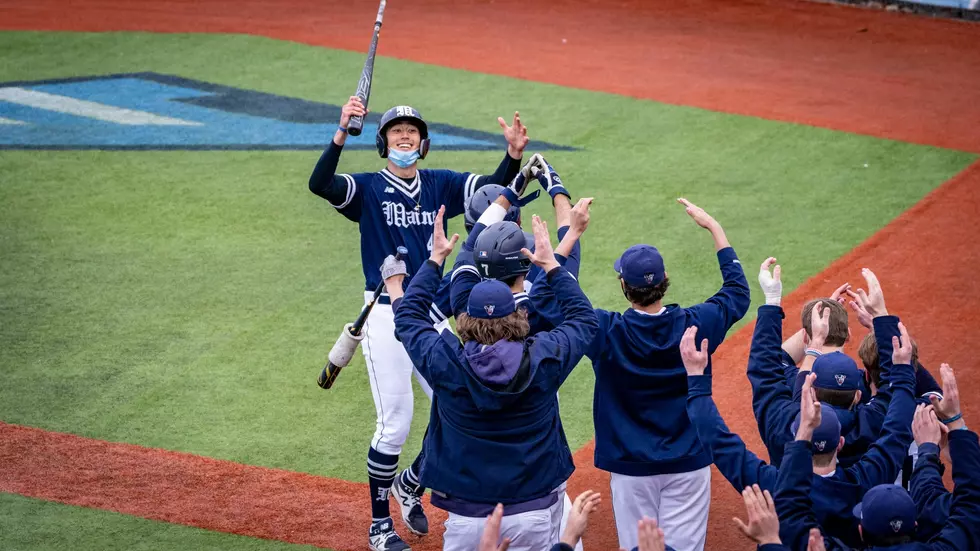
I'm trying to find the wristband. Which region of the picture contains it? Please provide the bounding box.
[940,413,963,425]
[499,186,521,206]
[337,125,348,133]
[804,348,823,358]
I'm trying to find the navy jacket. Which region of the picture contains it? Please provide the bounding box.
[774,430,980,551]
[752,311,903,468]
[687,357,915,548]
[395,259,598,506]
[588,246,750,476]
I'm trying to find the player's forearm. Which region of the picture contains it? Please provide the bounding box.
[554,195,572,228]
[482,149,522,189]
[308,141,349,204]
[708,222,730,251]
[554,225,581,259]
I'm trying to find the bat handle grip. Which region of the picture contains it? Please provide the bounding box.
[348,114,364,137]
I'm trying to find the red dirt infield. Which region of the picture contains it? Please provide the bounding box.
[1,1,978,550]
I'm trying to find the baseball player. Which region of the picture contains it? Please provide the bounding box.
[585,199,750,551]
[308,96,530,550]
[392,209,598,551]
[773,367,979,550]
[683,295,917,547]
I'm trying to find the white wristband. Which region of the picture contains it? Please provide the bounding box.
[476,202,508,227]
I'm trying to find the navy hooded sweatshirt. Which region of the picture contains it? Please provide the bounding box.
[686,352,915,548]
[774,430,980,551]
[394,259,598,511]
[587,246,750,476]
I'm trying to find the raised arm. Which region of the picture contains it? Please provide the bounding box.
[909,403,951,541]
[308,96,365,216]
[529,198,593,329]
[682,328,778,492]
[679,199,751,345]
[774,373,824,550]
[848,322,915,488]
[750,259,802,467]
[523,215,598,384]
[394,206,459,381]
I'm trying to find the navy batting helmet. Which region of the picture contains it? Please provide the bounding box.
[464,184,522,231]
[474,221,533,280]
[376,105,430,159]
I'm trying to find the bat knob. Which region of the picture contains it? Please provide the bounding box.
[395,246,408,259]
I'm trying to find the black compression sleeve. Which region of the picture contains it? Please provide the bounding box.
[308,140,350,205]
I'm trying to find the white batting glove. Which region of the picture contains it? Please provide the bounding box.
[381,255,408,281]
[759,257,782,306]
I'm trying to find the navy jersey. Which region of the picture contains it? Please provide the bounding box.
[332,168,480,291]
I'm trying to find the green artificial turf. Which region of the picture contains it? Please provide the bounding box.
[0,493,322,551]
[0,30,974,488]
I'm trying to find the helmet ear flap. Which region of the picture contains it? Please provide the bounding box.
[418,138,430,160]
[376,133,388,158]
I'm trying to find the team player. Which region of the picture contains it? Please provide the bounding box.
[392,208,598,551]
[684,275,917,547]
[308,96,530,550]
[587,199,751,551]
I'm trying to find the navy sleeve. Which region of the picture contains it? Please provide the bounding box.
[915,362,944,402]
[554,226,581,278]
[686,375,779,492]
[910,442,951,541]
[533,267,599,386]
[686,247,751,351]
[928,430,980,551]
[449,248,480,317]
[430,272,453,323]
[442,152,522,218]
[308,141,362,221]
[757,545,792,551]
[846,360,915,490]
[774,440,821,551]
[864,315,903,417]
[747,305,799,468]
[394,260,447,383]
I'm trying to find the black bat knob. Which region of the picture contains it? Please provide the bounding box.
[395,246,408,260]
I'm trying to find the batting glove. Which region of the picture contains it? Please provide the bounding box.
[758,264,782,306]
[533,162,570,201]
[381,255,408,281]
[508,153,544,198]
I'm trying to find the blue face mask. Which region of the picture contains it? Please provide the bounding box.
[388,148,420,168]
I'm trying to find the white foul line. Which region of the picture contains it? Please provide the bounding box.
[0,87,203,126]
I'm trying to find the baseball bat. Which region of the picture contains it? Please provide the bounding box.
[317,245,407,389]
[347,0,386,137]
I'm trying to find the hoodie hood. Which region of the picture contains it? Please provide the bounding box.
[460,340,533,410]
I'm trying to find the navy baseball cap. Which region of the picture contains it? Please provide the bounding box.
[790,403,841,454]
[852,484,916,541]
[812,352,862,391]
[614,245,665,287]
[467,280,516,320]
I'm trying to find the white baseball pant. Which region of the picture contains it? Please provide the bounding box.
[610,466,711,551]
[440,492,565,551]
[362,293,445,456]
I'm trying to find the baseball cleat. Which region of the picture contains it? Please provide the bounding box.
[369,518,411,551]
[391,475,429,536]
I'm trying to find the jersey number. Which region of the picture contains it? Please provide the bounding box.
[427,234,433,252]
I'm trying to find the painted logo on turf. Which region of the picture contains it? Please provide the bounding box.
[0,72,577,151]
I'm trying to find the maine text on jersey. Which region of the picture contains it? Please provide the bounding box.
[381,201,438,229]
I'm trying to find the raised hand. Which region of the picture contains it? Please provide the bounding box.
[855,268,888,318]
[339,95,367,128]
[830,283,850,305]
[758,257,782,306]
[808,303,831,349]
[636,518,666,551]
[912,404,947,447]
[477,504,511,551]
[531,161,569,201]
[560,490,602,548]
[733,484,782,545]
[568,197,593,236]
[520,215,559,272]
[796,373,822,441]
[677,198,718,230]
[892,322,914,365]
[680,326,709,376]
[428,205,459,265]
[498,111,529,157]
[807,528,827,551]
[844,288,874,330]
[930,363,963,427]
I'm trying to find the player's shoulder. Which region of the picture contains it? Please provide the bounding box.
[419,167,472,184]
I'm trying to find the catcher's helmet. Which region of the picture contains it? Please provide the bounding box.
[376,105,430,159]
[464,184,522,231]
[474,221,533,280]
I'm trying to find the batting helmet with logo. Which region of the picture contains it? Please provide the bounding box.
[474,221,533,280]
[376,105,430,159]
